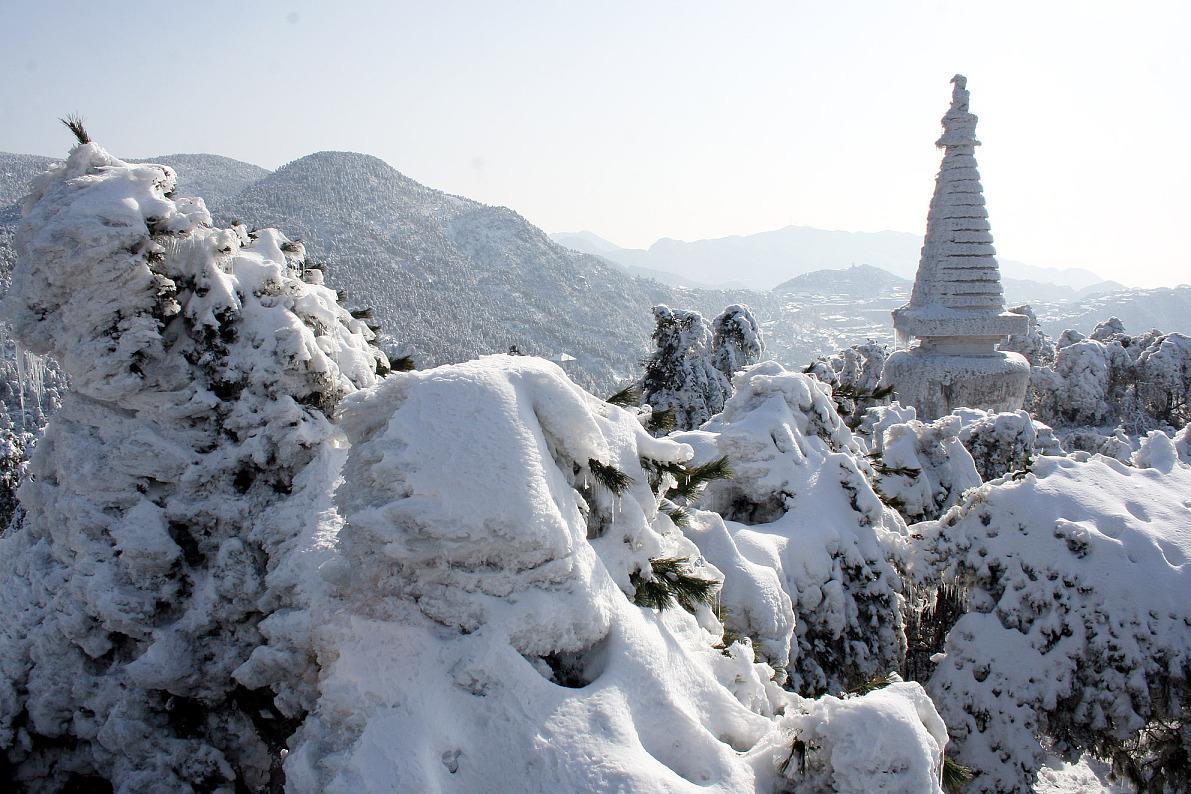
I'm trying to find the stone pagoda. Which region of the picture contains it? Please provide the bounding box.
[881,75,1029,419]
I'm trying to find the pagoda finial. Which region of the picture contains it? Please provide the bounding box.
[938,73,979,148]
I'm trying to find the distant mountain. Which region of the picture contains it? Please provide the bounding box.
[551,227,1104,292]
[214,151,690,389]
[1035,285,1191,338]
[0,153,54,207]
[775,264,910,298]
[132,154,270,207]
[8,148,1179,393]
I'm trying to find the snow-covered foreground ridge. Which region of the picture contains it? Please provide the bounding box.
[0,144,949,792]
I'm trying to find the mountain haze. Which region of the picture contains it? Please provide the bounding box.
[551,228,1106,291]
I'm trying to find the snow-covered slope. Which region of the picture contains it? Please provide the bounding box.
[214,151,687,390]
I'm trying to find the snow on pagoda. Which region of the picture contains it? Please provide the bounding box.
[881,74,1029,419]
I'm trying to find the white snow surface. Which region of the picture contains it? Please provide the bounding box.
[913,453,1191,792]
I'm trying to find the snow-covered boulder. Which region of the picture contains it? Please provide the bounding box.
[911,454,1191,793]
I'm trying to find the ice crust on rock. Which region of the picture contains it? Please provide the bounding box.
[0,142,383,790]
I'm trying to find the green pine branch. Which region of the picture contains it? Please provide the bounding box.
[61,114,91,145]
[845,670,898,696]
[606,383,641,408]
[659,500,691,528]
[631,557,719,612]
[875,462,922,479]
[588,458,633,496]
[644,407,676,434]
[943,755,973,792]
[670,455,733,502]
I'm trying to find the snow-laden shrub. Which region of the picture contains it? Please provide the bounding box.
[860,406,982,522]
[805,340,890,426]
[911,455,1191,793]
[1062,427,1134,462]
[954,409,1045,481]
[1002,304,1055,366]
[1134,332,1191,428]
[641,304,732,432]
[1175,424,1191,464]
[710,303,764,379]
[1027,318,1191,437]
[285,355,946,792]
[675,362,909,696]
[0,143,383,790]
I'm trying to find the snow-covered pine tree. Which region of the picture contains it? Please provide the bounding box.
[710,303,763,379]
[640,304,731,432]
[0,137,384,791]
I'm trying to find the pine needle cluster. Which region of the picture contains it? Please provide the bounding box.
[631,557,719,612]
[644,407,676,434]
[844,670,898,696]
[587,458,633,495]
[60,114,91,145]
[669,456,733,502]
[942,755,974,792]
[605,383,641,408]
[658,500,690,528]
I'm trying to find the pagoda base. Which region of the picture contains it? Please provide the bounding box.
[881,348,1029,420]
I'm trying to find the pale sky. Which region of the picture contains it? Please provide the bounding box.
[2,1,1188,287]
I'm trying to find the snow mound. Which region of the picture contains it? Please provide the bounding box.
[676,362,909,696]
[288,356,946,792]
[914,454,1191,792]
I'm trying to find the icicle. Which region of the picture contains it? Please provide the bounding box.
[13,342,48,432]
[14,342,27,432]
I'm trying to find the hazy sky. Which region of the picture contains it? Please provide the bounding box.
[2,1,1188,286]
